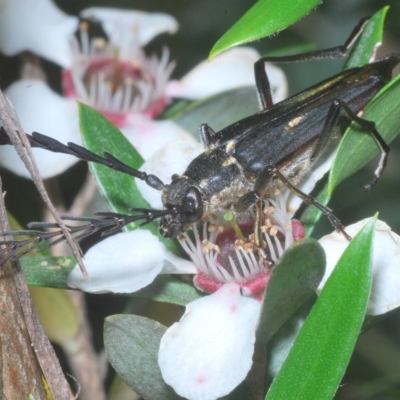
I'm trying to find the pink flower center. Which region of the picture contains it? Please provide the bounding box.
[179,193,305,300]
[62,24,175,125]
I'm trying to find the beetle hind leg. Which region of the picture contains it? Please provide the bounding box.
[331,100,389,190]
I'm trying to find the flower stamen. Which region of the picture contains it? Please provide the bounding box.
[180,191,302,298]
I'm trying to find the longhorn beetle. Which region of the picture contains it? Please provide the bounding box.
[0,17,398,262]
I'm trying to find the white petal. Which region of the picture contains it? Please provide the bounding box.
[67,229,195,293]
[159,283,261,400]
[136,140,204,209]
[0,79,79,178]
[122,113,198,160]
[0,0,78,68]
[80,7,178,48]
[318,218,400,315]
[165,47,288,102]
[162,249,197,275]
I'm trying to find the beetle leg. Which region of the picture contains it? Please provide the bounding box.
[257,18,368,67]
[311,99,389,190]
[254,59,275,110]
[332,100,389,190]
[254,17,369,111]
[271,167,352,240]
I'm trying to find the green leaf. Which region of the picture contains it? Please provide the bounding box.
[256,239,325,347]
[265,218,375,400]
[78,103,182,256]
[210,0,321,59]
[21,256,75,289]
[329,74,400,193]
[104,315,180,400]
[299,181,330,238]
[344,8,389,70]
[29,287,80,349]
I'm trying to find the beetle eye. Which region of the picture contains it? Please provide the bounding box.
[182,187,203,223]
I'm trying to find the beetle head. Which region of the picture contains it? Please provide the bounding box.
[159,176,204,238]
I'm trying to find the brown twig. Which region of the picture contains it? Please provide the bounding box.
[0,181,74,399]
[0,90,88,278]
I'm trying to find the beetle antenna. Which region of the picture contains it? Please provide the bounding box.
[0,209,174,265]
[0,128,165,191]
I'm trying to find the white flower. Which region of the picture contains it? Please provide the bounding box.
[68,165,298,399]
[318,218,400,316]
[0,0,287,178]
[158,283,261,400]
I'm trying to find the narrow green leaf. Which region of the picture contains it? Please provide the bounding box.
[210,0,321,59]
[344,7,389,70]
[256,239,325,347]
[299,181,330,238]
[265,218,375,400]
[21,256,75,288]
[78,103,182,256]
[78,103,145,215]
[329,74,400,193]
[104,315,180,400]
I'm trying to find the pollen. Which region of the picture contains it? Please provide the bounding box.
[179,191,298,297]
[208,224,217,233]
[270,226,278,236]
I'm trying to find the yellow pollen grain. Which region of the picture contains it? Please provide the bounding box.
[266,218,273,228]
[261,225,268,233]
[94,38,106,49]
[207,242,215,251]
[234,239,244,250]
[274,188,281,196]
[217,224,224,233]
[131,60,140,69]
[270,226,278,236]
[208,224,217,233]
[244,242,254,253]
[264,206,275,217]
